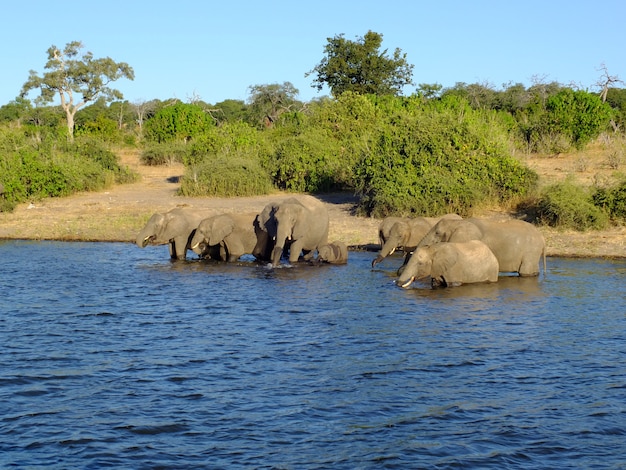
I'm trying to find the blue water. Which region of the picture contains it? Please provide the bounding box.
[1,240,625,469]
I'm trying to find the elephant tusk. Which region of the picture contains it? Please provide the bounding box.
[190,241,200,250]
[399,276,415,289]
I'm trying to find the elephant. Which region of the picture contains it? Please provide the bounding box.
[136,207,212,260]
[372,213,462,268]
[397,240,499,288]
[415,217,546,276]
[189,212,261,262]
[256,195,329,266]
[316,241,348,265]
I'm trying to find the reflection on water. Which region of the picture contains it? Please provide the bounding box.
[0,240,625,469]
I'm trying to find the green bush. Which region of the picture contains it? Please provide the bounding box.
[0,129,137,211]
[140,141,189,166]
[179,156,273,197]
[592,179,626,221]
[544,89,613,150]
[144,102,213,143]
[353,96,537,217]
[534,179,609,230]
[269,130,347,192]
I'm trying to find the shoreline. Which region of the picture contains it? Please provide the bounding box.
[1,192,625,259]
[1,153,625,259]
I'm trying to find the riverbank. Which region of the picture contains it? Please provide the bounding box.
[1,149,625,258]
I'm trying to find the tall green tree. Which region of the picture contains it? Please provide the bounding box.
[545,89,613,149]
[307,31,414,97]
[144,102,212,143]
[247,82,300,127]
[20,41,134,140]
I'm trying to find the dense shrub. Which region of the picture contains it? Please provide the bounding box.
[592,179,626,221]
[140,141,189,165]
[268,130,345,192]
[264,93,379,192]
[144,102,213,143]
[0,128,137,211]
[544,89,613,150]
[353,96,538,217]
[186,122,265,166]
[533,179,609,230]
[179,156,273,197]
[75,115,119,142]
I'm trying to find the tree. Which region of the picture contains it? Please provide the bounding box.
[247,82,300,127]
[307,30,414,97]
[20,41,134,139]
[0,97,32,123]
[545,89,613,149]
[595,63,624,102]
[144,102,212,143]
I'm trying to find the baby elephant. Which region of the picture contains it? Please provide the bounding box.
[190,212,259,262]
[397,240,499,288]
[316,241,348,265]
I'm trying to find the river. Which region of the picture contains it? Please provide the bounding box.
[1,240,625,468]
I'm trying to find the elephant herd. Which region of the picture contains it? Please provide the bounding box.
[136,195,347,267]
[136,195,546,288]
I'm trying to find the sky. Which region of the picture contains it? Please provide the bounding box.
[2,0,625,107]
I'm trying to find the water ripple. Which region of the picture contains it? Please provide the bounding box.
[0,241,625,468]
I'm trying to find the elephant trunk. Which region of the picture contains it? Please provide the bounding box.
[271,225,292,265]
[396,275,415,289]
[136,231,154,248]
[373,235,401,267]
[189,232,204,252]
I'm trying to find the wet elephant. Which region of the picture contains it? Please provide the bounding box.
[189,212,261,262]
[372,213,462,268]
[416,217,546,276]
[396,240,500,288]
[136,207,212,260]
[316,241,348,265]
[256,195,329,266]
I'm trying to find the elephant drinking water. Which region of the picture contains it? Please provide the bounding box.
[256,195,329,266]
[372,213,462,268]
[189,212,263,262]
[415,217,546,276]
[396,240,499,288]
[136,207,212,260]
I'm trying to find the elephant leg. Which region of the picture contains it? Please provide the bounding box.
[518,263,540,277]
[168,241,176,259]
[396,251,413,276]
[173,236,188,260]
[288,240,305,264]
[302,249,315,261]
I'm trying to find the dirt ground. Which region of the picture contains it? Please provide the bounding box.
[1,147,625,258]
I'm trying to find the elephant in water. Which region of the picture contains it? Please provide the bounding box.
[136,207,212,260]
[256,195,329,266]
[416,217,546,276]
[372,213,462,268]
[316,241,348,265]
[397,240,499,288]
[189,212,262,262]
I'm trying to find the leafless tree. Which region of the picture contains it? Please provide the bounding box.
[595,63,624,102]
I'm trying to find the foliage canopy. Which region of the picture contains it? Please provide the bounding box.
[20,41,134,140]
[307,31,414,97]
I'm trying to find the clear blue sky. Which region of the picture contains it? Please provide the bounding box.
[3,0,624,106]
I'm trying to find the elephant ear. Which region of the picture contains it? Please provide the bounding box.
[159,211,181,240]
[433,245,458,273]
[450,221,482,242]
[208,215,235,246]
[289,205,307,240]
[390,221,410,245]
